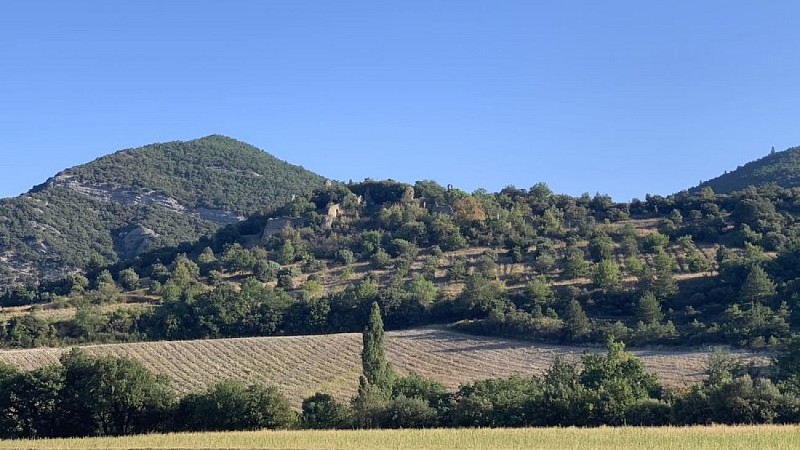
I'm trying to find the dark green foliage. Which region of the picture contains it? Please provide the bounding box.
[361,302,392,390]
[564,246,590,279]
[635,291,663,324]
[351,377,390,428]
[739,265,776,304]
[579,340,660,425]
[3,315,55,348]
[117,268,140,291]
[177,380,296,431]
[563,299,590,342]
[59,349,174,436]
[300,393,351,429]
[696,145,800,194]
[450,376,542,427]
[378,395,438,428]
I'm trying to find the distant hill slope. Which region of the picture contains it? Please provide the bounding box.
[696,146,800,194]
[0,135,325,284]
[0,328,757,407]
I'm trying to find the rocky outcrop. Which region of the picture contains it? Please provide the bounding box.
[45,173,244,226]
[116,225,159,261]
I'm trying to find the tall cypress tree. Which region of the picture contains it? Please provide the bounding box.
[361,302,392,390]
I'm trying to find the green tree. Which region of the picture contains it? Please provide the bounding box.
[0,365,62,438]
[460,274,507,317]
[94,269,115,289]
[592,259,621,291]
[405,275,437,304]
[588,233,614,261]
[197,246,217,265]
[277,240,296,265]
[371,248,392,269]
[222,244,256,275]
[624,255,645,278]
[301,279,324,301]
[526,276,554,309]
[362,302,393,390]
[579,340,660,425]
[650,250,678,298]
[739,265,776,304]
[643,232,669,252]
[59,349,174,436]
[301,393,351,429]
[564,247,589,279]
[170,254,201,287]
[336,249,356,266]
[118,268,140,291]
[563,299,590,342]
[635,291,663,324]
[178,380,296,431]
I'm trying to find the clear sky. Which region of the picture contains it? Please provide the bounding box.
[1,1,799,201]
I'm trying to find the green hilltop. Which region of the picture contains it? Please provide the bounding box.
[0,135,325,285]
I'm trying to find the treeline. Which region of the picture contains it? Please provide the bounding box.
[0,349,296,438]
[3,303,800,440]
[5,180,800,350]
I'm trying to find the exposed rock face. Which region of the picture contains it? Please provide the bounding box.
[262,217,305,240]
[116,225,159,261]
[46,174,245,226]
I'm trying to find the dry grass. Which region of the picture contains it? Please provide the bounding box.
[0,328,765,407]
[0,426,798,449]
[0,302,154,324]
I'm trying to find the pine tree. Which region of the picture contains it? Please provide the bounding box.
[635,291,663,324]
[564,246,590,279]
[592,259,621,291]
[362,302,392,390]
[563,299,590,342]
[739,265,776,304]
[651,250,678,298]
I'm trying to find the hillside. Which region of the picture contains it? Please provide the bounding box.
[696,145,800,194]
[5,175,800,356]
[0,328,760,407]
[0,135,325,284]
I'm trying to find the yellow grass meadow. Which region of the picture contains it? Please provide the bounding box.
[0,426,798,450]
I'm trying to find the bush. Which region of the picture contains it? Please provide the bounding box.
[177,380,297,431]
[301,393,351,429]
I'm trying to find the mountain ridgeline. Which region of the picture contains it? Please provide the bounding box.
[0,136,325,285]
[696,145,800,194]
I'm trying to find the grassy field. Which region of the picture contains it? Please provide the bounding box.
[0,328,765,407]
[0,426,798,449]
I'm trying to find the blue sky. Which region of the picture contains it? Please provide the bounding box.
[1,1,798,201]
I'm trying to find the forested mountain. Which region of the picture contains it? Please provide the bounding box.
[0,136,325,285]
[696,145,800,194]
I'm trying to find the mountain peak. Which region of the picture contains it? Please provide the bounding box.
[1,136,325,284]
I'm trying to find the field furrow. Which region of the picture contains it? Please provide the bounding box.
[0,328,766,407]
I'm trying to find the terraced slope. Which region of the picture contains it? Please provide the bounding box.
[0,328,764,407]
